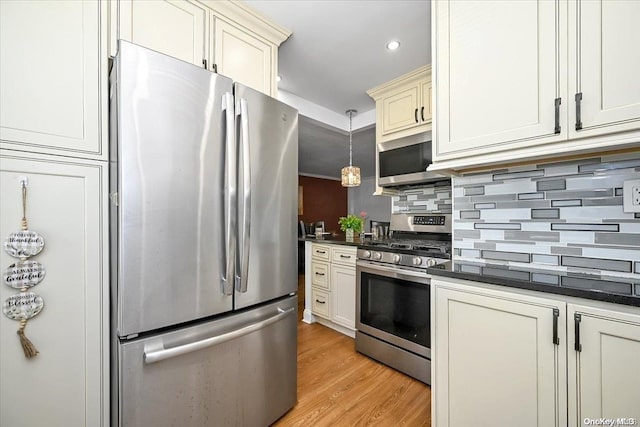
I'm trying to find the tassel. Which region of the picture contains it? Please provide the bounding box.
[17,320,38,359]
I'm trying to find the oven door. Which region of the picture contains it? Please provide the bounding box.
[356,260,431,358]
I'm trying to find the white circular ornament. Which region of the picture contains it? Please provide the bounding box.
[3,230,45,258]
[3,292,44,321]
[3,260,46,289]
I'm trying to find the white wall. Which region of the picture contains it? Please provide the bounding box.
[347,176,391,231]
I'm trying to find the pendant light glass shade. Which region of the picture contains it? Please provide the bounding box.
[341,165,361,187]
[341,109,361,187]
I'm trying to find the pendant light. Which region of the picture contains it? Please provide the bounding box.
[341,109,361,187]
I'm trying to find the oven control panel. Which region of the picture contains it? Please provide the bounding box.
[412,215,446,226]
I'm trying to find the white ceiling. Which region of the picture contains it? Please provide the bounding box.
[244,0,431,179]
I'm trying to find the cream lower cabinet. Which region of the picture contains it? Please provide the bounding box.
[0,152,109,426]
[0,0,108,160]
[567,304,640,427]
[309,243,356,336]
[433,278,566,427]
[433,276,640,427]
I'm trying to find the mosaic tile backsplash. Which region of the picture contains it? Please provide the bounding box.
[391,184,452,214]
[453,152,640,278]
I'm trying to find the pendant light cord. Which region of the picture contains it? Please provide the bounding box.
[349,111,353,166]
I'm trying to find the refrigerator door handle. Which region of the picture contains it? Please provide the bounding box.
[236,97,251,293]
[143,307,294,364]
[222,92,236,296]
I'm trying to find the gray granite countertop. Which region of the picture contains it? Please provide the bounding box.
[299,235,368,247]
[428,260,640,307]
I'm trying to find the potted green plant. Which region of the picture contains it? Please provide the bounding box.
[338,214,364,241]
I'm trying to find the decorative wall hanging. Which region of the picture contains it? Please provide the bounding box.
[2,177,45,358]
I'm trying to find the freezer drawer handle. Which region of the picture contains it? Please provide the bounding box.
[143,307,295,364]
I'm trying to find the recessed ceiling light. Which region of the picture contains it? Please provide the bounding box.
[386,40,400,51]
[276,75,282,82]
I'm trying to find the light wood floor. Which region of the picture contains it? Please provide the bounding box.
[274,276,431,426]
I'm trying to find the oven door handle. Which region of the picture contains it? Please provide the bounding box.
[356,260,431,283]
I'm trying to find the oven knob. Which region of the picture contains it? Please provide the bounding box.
[426,258,437,267]
[362,250,371,259]
[412,257,422,266]
[373,252,382,260]
[392,254,401,263]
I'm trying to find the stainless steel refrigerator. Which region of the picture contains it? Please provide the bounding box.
[109,41,298,426]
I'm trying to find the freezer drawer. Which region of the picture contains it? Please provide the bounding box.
[117,296,297,427]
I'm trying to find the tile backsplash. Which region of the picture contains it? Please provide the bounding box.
[453,153,640,277]
[391,184,452,214]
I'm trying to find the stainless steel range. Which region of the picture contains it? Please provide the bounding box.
[356,213,451,384]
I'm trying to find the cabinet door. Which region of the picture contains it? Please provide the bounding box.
[0,152,108,426]
[213,18,274,96]
[433,0,566,160]
[420,80,432,124]
[380,84,420,136]
[434,281,566,427]
[567,304,640,427]
[117,0,207,67]
[330,265,356,329]
[568,0,640,137]
[0,0,106,160]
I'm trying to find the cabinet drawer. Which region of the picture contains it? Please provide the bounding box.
[311,262,329,290]
[331,246,357,266]
[311,288,330,318]
[311,244,331,261]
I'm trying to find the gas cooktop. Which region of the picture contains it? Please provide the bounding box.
[361,238,451,255]
[357,213,452,269]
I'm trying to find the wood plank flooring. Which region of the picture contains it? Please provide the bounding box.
[274,276,431,426]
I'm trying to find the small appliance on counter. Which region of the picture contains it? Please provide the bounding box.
[355,213,452,384]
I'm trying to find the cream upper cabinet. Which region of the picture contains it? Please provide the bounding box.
[432,0,566,164]
[568,0,640,138]
[203,0,291,97]
[421,79,433,124]
[433,278,567,427]
[114,0,208,67]
[213,17,275,96]
[0,152,109,426]
[368,65,432,143]
[431,0,640,172]
[567,304,640,427]
[110,0,290,96]
[0,0,107,160]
